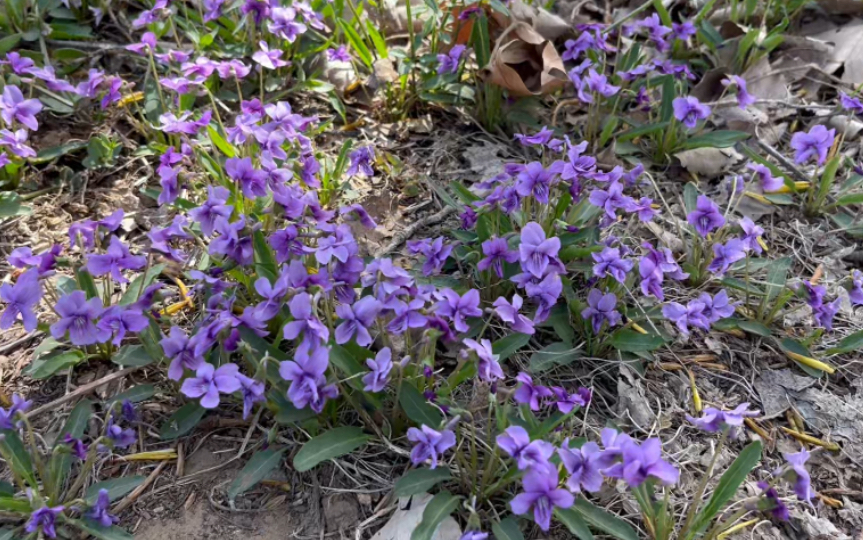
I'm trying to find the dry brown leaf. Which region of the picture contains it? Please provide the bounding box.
[504,0,571,40]
[829,114,863,139]
[811,19,863,85]
[743,56,789,102]
[816,0,863,15]
[483,22,566,96]
[368,0,428,36]
[674,147,743,177]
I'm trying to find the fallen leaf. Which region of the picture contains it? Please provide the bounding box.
[816,0,863,14]
[828,114,863,140]
[675,147,743,177]
[482,22,566,97]
[743,56,789,102]
[795,387,863,462]
[811,19,863,85]
[753,369,817,419]
[323,59,358,95]
[617,368,656,433]
[494,0,572,41]
[370,493,462,540]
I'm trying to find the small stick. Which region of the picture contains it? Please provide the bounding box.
[780,427,840,451]
[754,138,812,185]
[176,443,185,478]
[375,207,456,258]
[113,461,168,514]
[26,367,140,419]
[744,418,771,442]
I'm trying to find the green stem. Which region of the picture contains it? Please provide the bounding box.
[680,429,728,537]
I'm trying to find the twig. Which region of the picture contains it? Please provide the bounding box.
[0,331,40,355]
[113,460,168,514]
[374,206,456,258]
[26,367,140,419]
[753,138,812,184]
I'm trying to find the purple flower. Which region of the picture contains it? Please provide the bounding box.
[800,281,826,308]
[279,346,338,412]
[3,52,35,75]
[0,269,41,332]
[625,197,657,222]
[460,532,487,540]
[204,0,224,21]
[226,157,268,199]
[599,428,632,460]
[583,69,620,98]
[707,238,747,275]
[672,96,711,129]
[560,140,596,187]
[639,14,672,50]
[408,425,455,468]
[589,181,632,218]
[662,299,709,337]
[462,338,504,382]
[509,468,573,532]
[524,272,562,323]
[746,162,784,192]
[388,298,427,334]
[592,247,633,283]
[790,125,835,165]
[478,237,517,278]
[327,46,351,62]
[515,162,556,204]
[513,372,553,411]
[86,236,146,283]
[849,270,863,305]
[161,327,204,380]
[435,288,481,333]
[347,146,375,176]
[362,347,393,392]
[283,292,330,348]
[437,44,466,75]
[335,296,382,346]
[757,481,789,521]
[686,402,759,433]
[671,20,696,40]
[550,387,590,414]
[519,222,561,278]
[581,288,622,334]
[269,7,307,41]
[189,186,233,237]
[236,373,265,419]
[88,489,119,527]
[64,434,88,460]
[698,290,736,322]
[210,217,253,265]
[783,449,812,501]
[0,85,42,131]
[0,128,36,158]
[215,59,251,80]
[604,438,679,487]
[98,306,149,346]
[558,440,607,493]
[496,426,554,471]
[840,92,863,115]
[340,204,377,229]
[0,394,31,429]
[158,110,213,135]
[738,217,765,254]
[813,297,841,330]
[687,195,725,237]
[514,126,553,147]
[106,415,136,449]
[721,75,756,108]
[26,506,64,538]
[50,291,110,345]
[181,363,242,409]
[408,237,453,276]
[126,31,157,55]
[492,294,535,335]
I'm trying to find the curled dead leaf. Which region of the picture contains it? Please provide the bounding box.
[674,147,743,178]
[482,22,566,97]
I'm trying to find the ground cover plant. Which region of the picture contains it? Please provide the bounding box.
[1,0,863,538]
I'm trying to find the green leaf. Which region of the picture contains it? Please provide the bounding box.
[0,35,21,55]
[228,448,285,500]
[32,141,88,164]
[492,333,531,361]
[366,21,389,59]
[778,338,829,378]
[491,517,524,540]
[832,192,863,207]
[689,440,762,534]
[737,320,771,337]
[680,131,750,150]
[764,257,791,302]
[529,342,581,373]
[207,125,236,157]
[0,429,35,486]
[48,22,94,40]
[572,499,639,540]
[0,495,30,512]
[555,508,594,539]
[410,491,460,540]
[112,345,155,367]
[85,476,147,504]
[71,519,133,540]
[107,384,156,408]
[0,528,14,540]
[50,398,93,493]
[0,192,31,217]
[471,13,491,68]
[252,229,278,283]
[76,268,100,299]
[293,427,371,472]
[617,121,669,142]
[399,384,443,427]
[120,264,166,305]
[659,76,676,123]
[25,350,84,379]
[339,20,373,68]
[394,468,451,497]
[609,330,665,353]
[827,329,863,355]
[159,402,207,440]
[683,182,699,214]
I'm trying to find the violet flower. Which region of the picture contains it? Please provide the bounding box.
[558,440,607,493]
[524,272,562,323]
[746,163,784,192]
[26,506,64,538]
[686,403,759,433]
[0,85,42,131]
[496,426,554,471]
[604,438,679,487]
[64,434,88,460]
[721,75,756,108]
[86,236,146,283]
[279,346,338,412]
[161,327,204,381]
[327,46,351,62]
[97,306,149,346]
[739,217,765,254]
[509,468,574,532]
[3,52,35,75]
[335,296,382,346]
[519,222,562,278]
[592,247,633,283]
[0,394,31,429]
[662,299,709,337]
[478,237,518,278]
[226,157,268,199]
[687,195,725,237]
[840,92,863,115]
[813,297,841,331]
[407,425,455,469]
[106,417,136,449]
[235,373,265,419]
[0,268,41,332]
[588,181,632,218]
[189,186,233,237]
[550,387,590,414]
[88,489,119,527]
[0,128,36,158]
[581,288,622,334]
[492,294,535,335]
[181,363,242,409]
[462,338,504,382]
[437,44,466,75]
[408,237,453,276]
[707,238,746,275]
[849,270,863,305]
[210,217,253,266]
[790,125,835,165]
[514,126,552,147]
[513,372,553,411]
[434,288,481,333]
[698,290,736,323]
[782,449,812,501]
[671,20,696,40]
[672,96,711,129]
[584,69,619,98]
[757,481,790,521]
[50,291,110,345]
[362,347,393,392]
[347,146,374,176]
[283,292,330,347]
